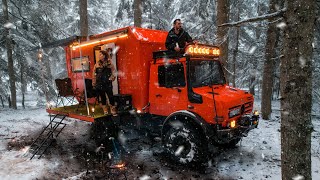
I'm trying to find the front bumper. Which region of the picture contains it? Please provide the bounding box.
[214,114,259,143]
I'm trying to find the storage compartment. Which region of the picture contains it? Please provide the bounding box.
[114,94,132,112]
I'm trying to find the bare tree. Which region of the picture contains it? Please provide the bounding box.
[79,0,88,36]
[134,0,142,27]
[280,1,316,179]
[216,0,229,83]
[2,0,17,109]
[261,0,278,120]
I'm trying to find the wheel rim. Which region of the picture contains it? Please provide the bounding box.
[166,128,196,164]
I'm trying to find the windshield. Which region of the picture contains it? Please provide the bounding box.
[189,60,225,88]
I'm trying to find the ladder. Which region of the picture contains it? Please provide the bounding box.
[29,114,67,160]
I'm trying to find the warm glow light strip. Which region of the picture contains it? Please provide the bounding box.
[186,46,220,56]
[72,34,128,49]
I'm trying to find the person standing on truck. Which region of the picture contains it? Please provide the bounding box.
[165,19,195,53]
[92,50,117,115]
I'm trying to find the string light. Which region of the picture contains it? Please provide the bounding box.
[72,34,128,50]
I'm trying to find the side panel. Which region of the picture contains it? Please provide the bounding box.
[65,27,168,112]
[66,45,95,96]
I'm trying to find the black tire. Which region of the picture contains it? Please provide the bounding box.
[163,123,207,165]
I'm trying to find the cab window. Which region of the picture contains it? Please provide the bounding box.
[158,63,186,87]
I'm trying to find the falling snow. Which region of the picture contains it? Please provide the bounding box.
[249,46,257,54]
[276,22,286,30]
[112,46,120,55]
[292,174,305,180]
[174,146,184,156]
[299,56,306,68]
[139,175,151,180]
[4,22,15,29]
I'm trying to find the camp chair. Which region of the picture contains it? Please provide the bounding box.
[84,79,97,100]
[55,78,79,107]
[76,79,98,110]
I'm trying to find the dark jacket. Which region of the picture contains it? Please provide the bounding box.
[94,60,114,90]
[165,28,193,52]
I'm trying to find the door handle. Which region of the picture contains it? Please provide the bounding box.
[172,87,182,92]
[188,105,194,109]
[156,94,162,97]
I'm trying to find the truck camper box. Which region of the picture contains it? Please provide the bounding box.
[48,27,168,121]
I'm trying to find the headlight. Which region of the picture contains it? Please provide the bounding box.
[230,120,236,128]
[229,108,241,118]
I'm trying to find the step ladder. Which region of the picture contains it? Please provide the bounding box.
[29,114,67,160]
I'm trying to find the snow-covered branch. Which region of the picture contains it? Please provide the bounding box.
[219,8,287,27]
[271,55,284,60]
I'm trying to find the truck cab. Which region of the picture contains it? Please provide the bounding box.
[149,44,259,164]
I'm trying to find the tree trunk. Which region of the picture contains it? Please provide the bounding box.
[79,0,88,36]
[249,76,255,95]
[280,1,315,179]
[20,60,26,109]
[2,0,17,109]
[134,0,142,27]
[43,54,54,101]
[0,96,4,108]
[8,96,11,108]
[261,0,277,120]
[231,7,240,87]
[216,0,229,83]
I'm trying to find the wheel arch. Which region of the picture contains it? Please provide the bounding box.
[161,110,211,142]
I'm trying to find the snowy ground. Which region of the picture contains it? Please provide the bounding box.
[0,92,319,180]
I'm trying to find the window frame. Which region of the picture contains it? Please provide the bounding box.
[158,63,186,88]
[71,56,90,73]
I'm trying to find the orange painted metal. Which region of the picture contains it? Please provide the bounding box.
[64,27,168,112]
[46,109,95,122]
[48,26,254,128]
[149,59,188,116]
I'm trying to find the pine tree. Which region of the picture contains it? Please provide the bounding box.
[79,0,89,36]
[261,0,278,120]
[2,0,17,109]
[280,1,316,179]
[216,0,230,83]
[133,0,142,27]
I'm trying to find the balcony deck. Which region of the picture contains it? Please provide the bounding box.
[46,104,107,122]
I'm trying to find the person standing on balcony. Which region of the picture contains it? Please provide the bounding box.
[92,50,117,115]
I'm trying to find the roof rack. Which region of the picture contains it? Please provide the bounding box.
[152,50,185,60]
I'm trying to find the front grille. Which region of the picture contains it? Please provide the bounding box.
[244,101,253,113]
[229,101,253,118]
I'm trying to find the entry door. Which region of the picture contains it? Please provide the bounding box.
[149,62,187,116]
[95,43,119,95]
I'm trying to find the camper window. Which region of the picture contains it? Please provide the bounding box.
[71,57,90,72]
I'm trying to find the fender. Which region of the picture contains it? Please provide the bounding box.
[161,110,213,140]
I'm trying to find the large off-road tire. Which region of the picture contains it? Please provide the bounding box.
[163,123,207,165]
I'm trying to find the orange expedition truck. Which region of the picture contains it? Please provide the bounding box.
[46,26,259,165]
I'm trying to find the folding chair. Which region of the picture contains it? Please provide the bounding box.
[55,78,79,107]
[76,79,98,110]
[84,79,97,100]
